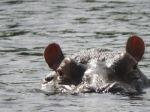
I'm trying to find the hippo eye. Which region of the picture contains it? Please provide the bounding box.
[133,64,137,70]
[57,70,64,76]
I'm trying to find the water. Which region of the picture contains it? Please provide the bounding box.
[0,0,150,112]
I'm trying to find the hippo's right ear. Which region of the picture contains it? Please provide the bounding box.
[44,43,64,71]
[126,35,145,61]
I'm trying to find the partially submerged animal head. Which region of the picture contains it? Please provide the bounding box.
[43,35,149,95]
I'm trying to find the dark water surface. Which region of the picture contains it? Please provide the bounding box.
[0,0,150,112]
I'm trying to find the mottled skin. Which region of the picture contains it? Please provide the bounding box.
[42,36,150,95]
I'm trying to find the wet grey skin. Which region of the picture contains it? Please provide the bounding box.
[42,36,150,95]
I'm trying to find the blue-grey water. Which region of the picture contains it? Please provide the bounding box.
[0,0,150,112]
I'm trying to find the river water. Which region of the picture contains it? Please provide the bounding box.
[0,0,150,112]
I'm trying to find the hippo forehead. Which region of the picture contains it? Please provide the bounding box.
[72,48,139,80]
[71,48,129,67]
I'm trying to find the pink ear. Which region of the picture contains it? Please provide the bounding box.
[126,35,145,61]
[44,43,64,70]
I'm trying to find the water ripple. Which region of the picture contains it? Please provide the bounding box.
[0,30,29,38]
[2,0,24,5]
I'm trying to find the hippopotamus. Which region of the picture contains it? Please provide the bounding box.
[41,36,150,95]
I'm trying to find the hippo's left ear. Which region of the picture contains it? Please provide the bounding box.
[44,43,64,70]
[126,35,145,61]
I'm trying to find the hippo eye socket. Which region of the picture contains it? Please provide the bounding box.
[133,64,137,70]
[57,70,64,76]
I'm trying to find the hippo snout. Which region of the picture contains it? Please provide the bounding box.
[130,79,144,92]
[106,82,139,94]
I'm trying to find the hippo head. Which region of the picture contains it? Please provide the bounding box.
[43,36,149,94]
